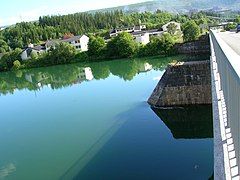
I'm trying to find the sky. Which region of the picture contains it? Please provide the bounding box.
[0,0,147,26]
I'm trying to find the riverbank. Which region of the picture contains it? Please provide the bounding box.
[0,52,210,74]
[0,55,184,94]
[0,32,210,73]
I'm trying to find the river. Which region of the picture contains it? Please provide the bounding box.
[0,56,213,180]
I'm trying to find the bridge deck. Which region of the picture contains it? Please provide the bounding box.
[218,31,240,56]
[211,30,240,179]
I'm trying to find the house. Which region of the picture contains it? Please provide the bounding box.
[45,35,89,52]
[131,28,166,44]
[45,40,59,52]
[162,22,181,32]
[132,32,150,45]
[21,44,45,61]
[146,29,164,36]
[110,25,146,37]
[109,24,165,45]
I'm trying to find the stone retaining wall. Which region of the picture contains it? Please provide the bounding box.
[148,60,212,107]
[174,35,210,55]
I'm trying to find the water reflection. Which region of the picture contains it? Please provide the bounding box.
[0,54,210,96]
[151,105,213,139]
[24,67,94,88]
[0,163,16,179]
[0,56,182,96]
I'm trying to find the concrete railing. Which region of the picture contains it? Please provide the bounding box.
[210,30,240,179]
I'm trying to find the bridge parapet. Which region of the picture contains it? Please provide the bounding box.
[210,30,240,180]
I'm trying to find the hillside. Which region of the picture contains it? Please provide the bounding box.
[88,0,240,13]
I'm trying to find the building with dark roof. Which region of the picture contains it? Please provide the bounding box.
[110,25,146,37]
[20,45,46,61]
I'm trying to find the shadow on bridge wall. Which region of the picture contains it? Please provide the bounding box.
[151,105,213,139]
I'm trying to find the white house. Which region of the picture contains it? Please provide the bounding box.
[162,21,181,32]
[132,32,150,45]
[45,35,89,52]
[21,45,45,61]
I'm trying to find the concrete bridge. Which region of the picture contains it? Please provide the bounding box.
[210,30,240,180]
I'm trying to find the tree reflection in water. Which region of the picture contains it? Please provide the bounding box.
[0,55,207,96]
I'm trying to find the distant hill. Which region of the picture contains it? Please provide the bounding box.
[88,0,240,13]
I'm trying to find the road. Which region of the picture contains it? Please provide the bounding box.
[218,31,240,56]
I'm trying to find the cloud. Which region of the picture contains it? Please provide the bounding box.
[0,0,147,26]
[0,5,49,26]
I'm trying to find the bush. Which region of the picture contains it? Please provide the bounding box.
[225,23,237,31]
[160,33,175,55]
[44,42,76,65]
[137,33,175,57]
[12,60,21,70]
[236,15,240,24]
[88,36,106,57]
[182,20,200,42]
[106,32,137,58]
[0,48,22,71]
[74,52,89,62]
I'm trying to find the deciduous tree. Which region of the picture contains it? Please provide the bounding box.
[182,20,200,42]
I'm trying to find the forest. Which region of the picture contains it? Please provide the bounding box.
[1,9,238,72]
[0,10,217,51]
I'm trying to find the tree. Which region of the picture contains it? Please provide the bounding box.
[225,22,237,31]
[159,33,175,55]
[138,33,175,57]
[182,20,200,42]
[0,39,9,53]
[107,32,137,58]
[236,15,240,24]
[138,37,162,57]
[167,23,178,35]
[90,62,110,80]
[0,48,22,70]
[12,60,21,70]
[44,42,76,65]
[88,36,106,57]
[0,10,212,50]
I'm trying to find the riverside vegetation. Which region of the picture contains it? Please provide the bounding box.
[1,10,237,72]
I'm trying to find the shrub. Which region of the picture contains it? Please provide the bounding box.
[12,60,21,70]
[106,32,137,58]
[182,20,200,42]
